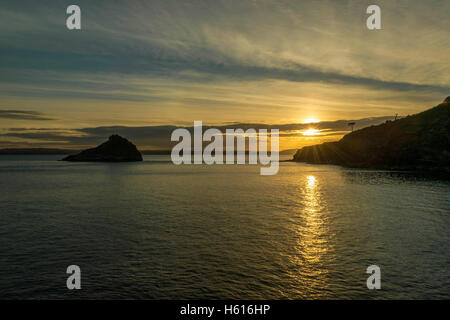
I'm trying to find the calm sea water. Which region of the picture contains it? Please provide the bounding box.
[0,155,449,299]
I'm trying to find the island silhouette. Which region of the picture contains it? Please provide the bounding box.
[293,97,450,171]
[62,134,143,162]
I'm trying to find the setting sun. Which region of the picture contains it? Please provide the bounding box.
[302,128,320,136]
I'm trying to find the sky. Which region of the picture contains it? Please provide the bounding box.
[0,0,449,150]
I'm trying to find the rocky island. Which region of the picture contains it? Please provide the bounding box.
[293,97,450,171]
[62,134,143,162]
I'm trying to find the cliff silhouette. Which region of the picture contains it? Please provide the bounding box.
[293,97,450,171]
[62,134,143,162]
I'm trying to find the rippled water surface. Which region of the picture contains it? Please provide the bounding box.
[0,155,449,299]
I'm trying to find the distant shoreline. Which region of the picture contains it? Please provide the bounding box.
[0,148,171,155]
[0,148,297,156]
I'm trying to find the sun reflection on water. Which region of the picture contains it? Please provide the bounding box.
[307,175,316,188]
[287,174,332,297]
[302,175,327,262]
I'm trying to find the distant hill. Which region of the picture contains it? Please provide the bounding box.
[293,97,450,171]
[0,148,172,155]
[0,148,78,155]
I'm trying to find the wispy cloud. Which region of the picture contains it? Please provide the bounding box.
[0,110,53,120]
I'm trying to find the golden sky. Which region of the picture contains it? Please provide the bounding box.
[0,0,449,150]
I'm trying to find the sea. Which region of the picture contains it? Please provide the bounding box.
[0,155,449,299]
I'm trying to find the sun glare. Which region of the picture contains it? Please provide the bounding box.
[307,175,316,187]
[302,128,320,136]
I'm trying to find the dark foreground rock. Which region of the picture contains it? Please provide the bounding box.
[293,97,450,171]
[62,135,143,162]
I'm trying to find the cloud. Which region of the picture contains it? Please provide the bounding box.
[0,110,53,120]
[0,0,449,101]
[1,44,449,101]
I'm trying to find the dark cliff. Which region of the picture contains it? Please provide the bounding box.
[293,97,450,171]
